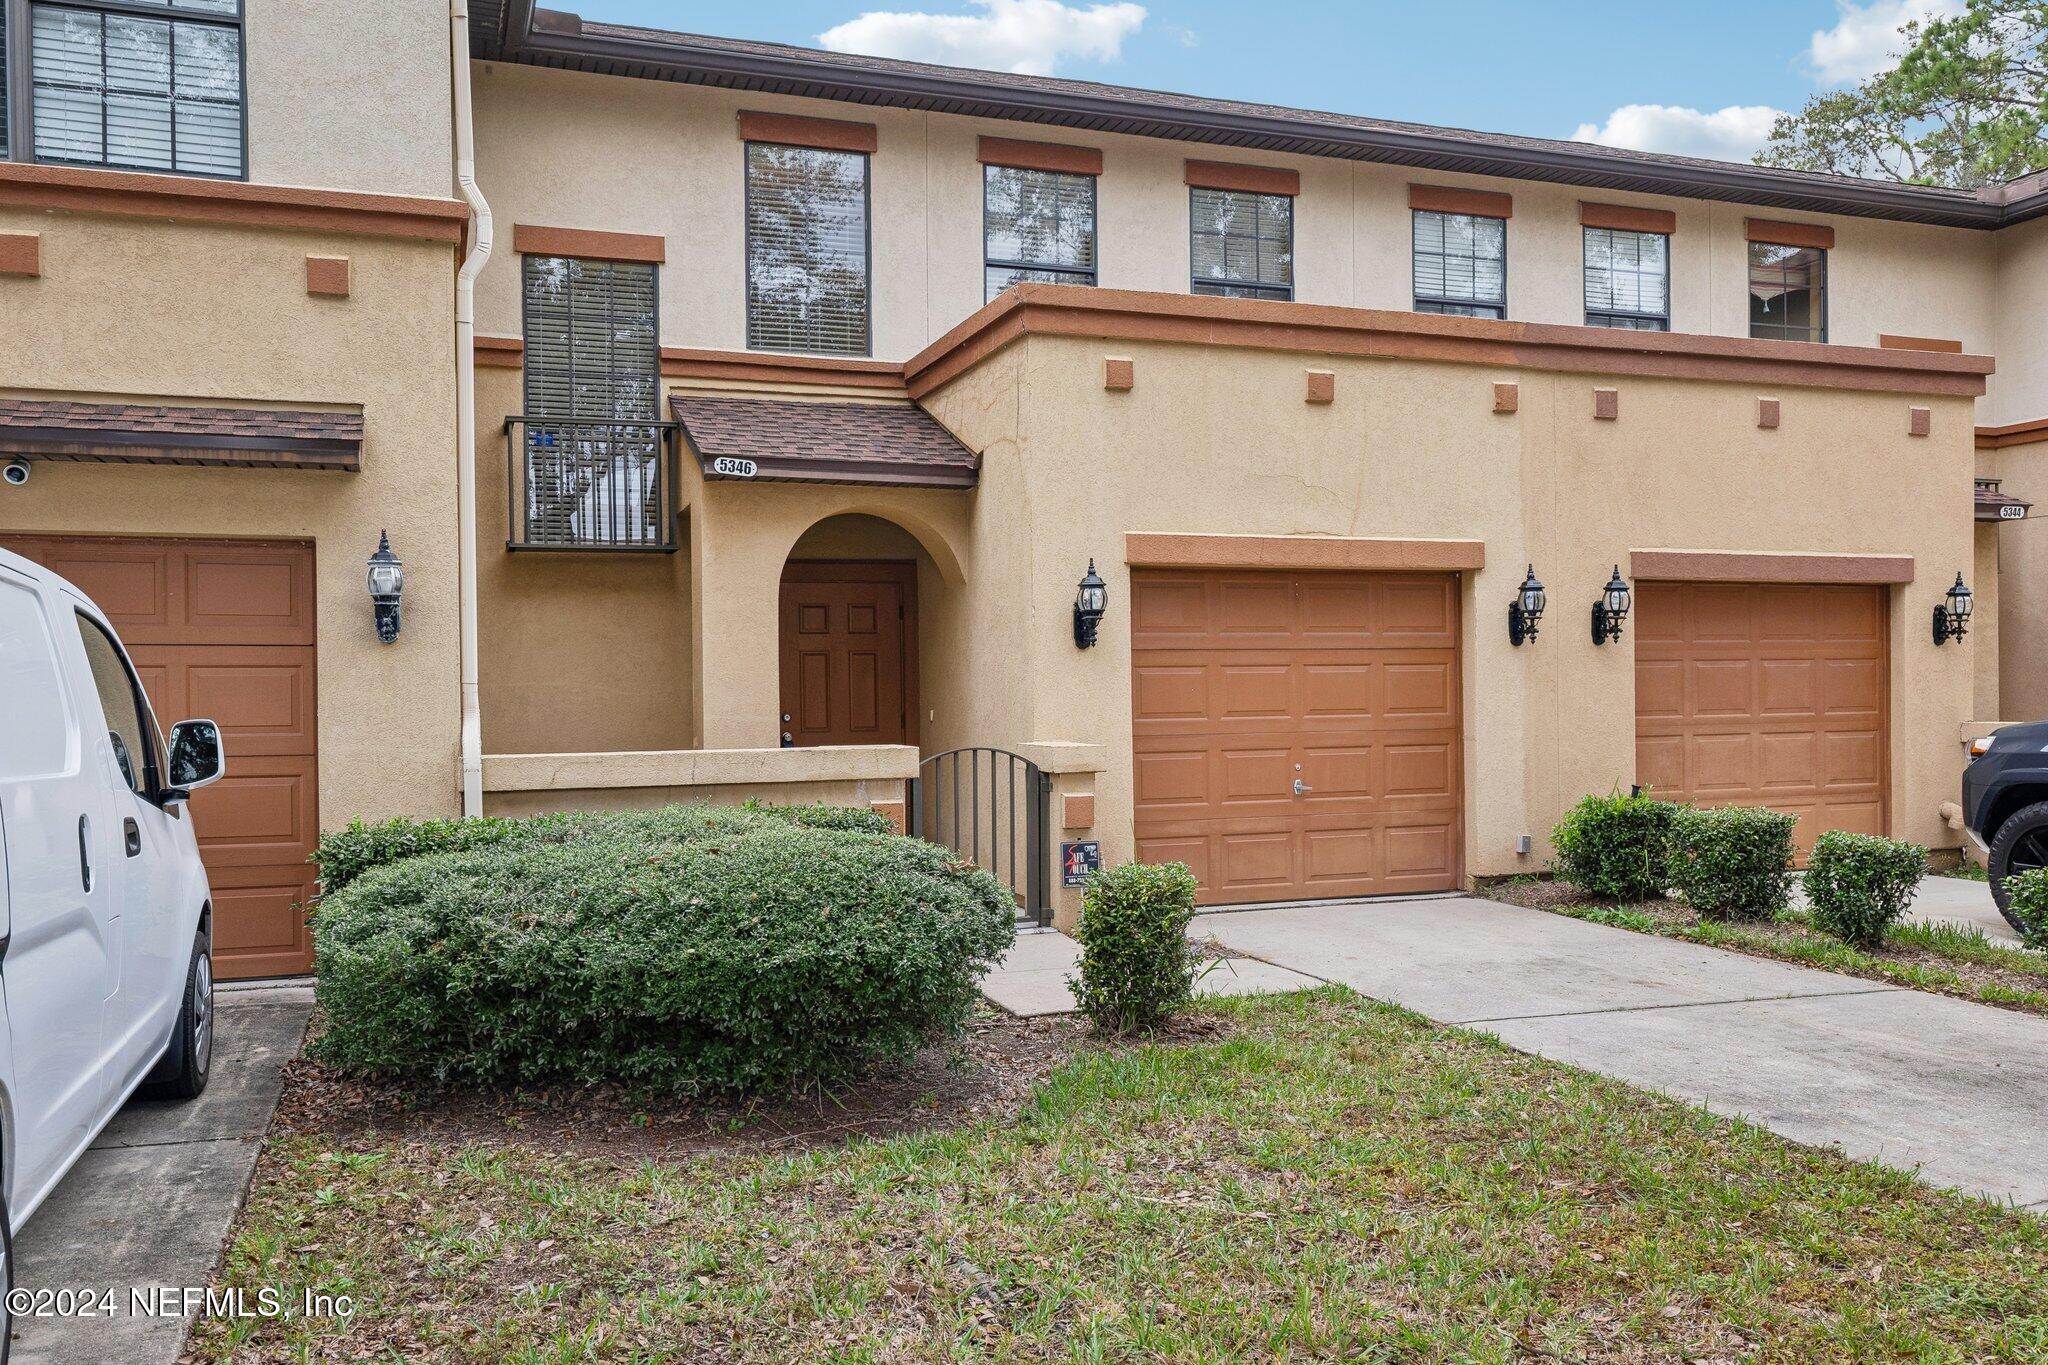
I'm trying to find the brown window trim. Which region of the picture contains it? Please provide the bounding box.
[511,224,666,264]
[1630,549,1913,585]
[1879,334,1963,353]
[978,136,1103,177]
[1580,201,1676,235]
[1746,217,1835,250]
[1185,160,1299,196]
[1409,184,1512,219]
[735,110,878,154]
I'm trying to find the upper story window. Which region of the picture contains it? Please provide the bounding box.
[12,0,245,179]
[1413,209,1505,318]
[1190,187,1292,300]
[1749,241,1827,343]
[1584,227,1670,331]
[984,164,1097,303]
[745,141,871,356]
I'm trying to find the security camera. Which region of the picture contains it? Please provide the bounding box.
[1,460,28,486]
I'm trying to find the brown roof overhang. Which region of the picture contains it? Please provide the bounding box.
[482,9,2036,229]
[1977,478,2033,522]
[671,394,977,488]
[0,400,363,471]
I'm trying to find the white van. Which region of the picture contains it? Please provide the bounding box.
[0,546,224,1319]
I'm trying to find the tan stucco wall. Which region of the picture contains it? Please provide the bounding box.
[0,211,461,823]
[247,0,454,198]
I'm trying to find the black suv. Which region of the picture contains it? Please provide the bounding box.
[1963,720,2048,929]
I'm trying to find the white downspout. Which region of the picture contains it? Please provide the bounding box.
[451,0,493,816]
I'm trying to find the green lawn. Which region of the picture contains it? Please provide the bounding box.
[195,990,2048,1363]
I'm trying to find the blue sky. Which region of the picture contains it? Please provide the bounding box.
[571,0,1959,164]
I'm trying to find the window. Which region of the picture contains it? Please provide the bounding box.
[1584,227,1669,330]
[1749,242,1827,342]
[75,611,155,796]
[746,142,870,355]
[24,0,244,178]
[1190,187,1291,300]
[1413,209,1505,318]
[984,164,1096,302]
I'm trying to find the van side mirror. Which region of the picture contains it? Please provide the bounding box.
[163,720,226,801]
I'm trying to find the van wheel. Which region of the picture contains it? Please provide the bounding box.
[1988,801,2048,933]
[141,931,212,1101]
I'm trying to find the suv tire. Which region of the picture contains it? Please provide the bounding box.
[1987,800,2048,932]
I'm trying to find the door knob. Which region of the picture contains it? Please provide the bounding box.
[1293,778,1313,796]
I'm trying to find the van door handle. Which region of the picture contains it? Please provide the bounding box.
[124,817,141,857]
[78,814,93,892]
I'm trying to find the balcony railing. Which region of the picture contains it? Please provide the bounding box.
[504,417,680,552]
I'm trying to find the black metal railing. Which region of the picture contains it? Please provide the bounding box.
[911,747,1052,926]
[505,417,680,552]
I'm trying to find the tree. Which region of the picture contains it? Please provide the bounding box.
[1757,0,2048,188]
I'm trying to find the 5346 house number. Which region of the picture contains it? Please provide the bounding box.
[711,456,758,478]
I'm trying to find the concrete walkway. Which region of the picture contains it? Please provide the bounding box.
[1897,873,2015,943]
[12,981,313,1365]
[1197,896,2048,1208]
[982,928,1322,1016]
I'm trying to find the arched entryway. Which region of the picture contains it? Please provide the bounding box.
[777,513,940,750]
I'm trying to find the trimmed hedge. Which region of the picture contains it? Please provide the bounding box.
[312,801,894,894]
[1667,805,1797,919]
[312,819,1014,1095]
[2008,867,2048,952]
[1804,831,1927,949]
[1070,861,1204,1034]
[1551,790,1683,902]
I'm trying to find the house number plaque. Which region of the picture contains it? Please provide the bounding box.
[711,456,758,478]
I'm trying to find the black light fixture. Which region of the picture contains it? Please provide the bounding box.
[1073,559,1108,649]
[1508,564,1546,646]
[1591,564,1632,646]
[367,530,404,644]
[1933,572,1974,645]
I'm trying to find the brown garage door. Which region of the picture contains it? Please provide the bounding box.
[1635,582,1887,857]
[3,535,318,978]
[1131,569,1462,906]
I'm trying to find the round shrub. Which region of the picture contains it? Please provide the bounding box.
[1667,805,1797,919]
[1551,790,1683,902]
[1070,861,1204,1034]
[1804,831,1927,949]
[2008,867,2048,952]
[311,823,1015,1095]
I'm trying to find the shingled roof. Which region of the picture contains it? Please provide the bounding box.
[0,400,363,471]
[671,395,978,488]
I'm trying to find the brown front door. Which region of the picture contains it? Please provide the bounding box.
[2,535,319,978]
[778,561,918,748]
[1130,569,1463,906]
[1635,582,1888,857]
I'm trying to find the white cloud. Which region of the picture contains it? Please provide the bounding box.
[1569,104,1788,163]
[818,0,1147,76]
[1807,0,1964,83]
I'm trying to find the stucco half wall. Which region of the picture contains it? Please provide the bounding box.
[912,288,1987,881]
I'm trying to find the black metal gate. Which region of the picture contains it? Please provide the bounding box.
[910,747,1052,926]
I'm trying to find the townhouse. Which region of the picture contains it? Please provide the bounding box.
[1,2,2042,967]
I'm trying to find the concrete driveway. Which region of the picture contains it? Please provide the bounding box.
[1898,873,2016,942]
[1199,896,2048,1209]
[10,981,312,1365]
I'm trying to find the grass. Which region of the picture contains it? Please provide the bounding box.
[193,990,2048,1363]
[1937,861,1989,882]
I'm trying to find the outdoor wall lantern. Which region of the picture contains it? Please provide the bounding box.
[1590,565,1633,646]
[1933,572,1974,645]
[367,530,404,644]
[1507,564,1547,646]
[1073,559,1108,649]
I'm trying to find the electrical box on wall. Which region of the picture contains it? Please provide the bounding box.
[1515,834,1533,856]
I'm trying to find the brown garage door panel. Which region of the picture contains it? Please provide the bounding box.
[1131,570,1463,906]
[0,535,318,978]
[1636,582,1888,856]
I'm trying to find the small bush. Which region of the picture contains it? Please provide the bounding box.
[1804,831,1928,948]
[311,802,894,893]
[2008,868,2048,951]
[312,821,1014,1095]
[1551,790,1683,902]
[1667,805,1797,919]
[1070,862,1204,1034]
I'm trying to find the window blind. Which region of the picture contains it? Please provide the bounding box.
[984,165,1096,302]
[1583,226,1669,330]
[1412,209,1505,318]
[31,1,243,177]
[521,256,660,419]
[746,143,871,355]
[1191,187,1292,300]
